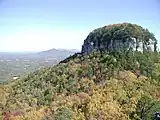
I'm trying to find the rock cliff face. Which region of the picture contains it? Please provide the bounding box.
[81,23,157,54]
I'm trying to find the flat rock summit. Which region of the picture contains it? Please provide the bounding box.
[81,23,157,54]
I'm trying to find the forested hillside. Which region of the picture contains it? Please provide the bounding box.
[0,23,160,120]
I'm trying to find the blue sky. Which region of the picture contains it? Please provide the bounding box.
[0,0,160,52]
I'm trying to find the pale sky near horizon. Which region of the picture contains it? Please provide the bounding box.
[0,0,160,52]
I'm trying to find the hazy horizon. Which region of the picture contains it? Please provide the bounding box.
[0,48,80,54]
[0,0,160,52]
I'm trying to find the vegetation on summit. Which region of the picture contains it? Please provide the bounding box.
[85,23,157,43]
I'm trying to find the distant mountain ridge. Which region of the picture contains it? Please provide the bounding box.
[0,48,78,60]
[0,48,78,81]
[37,48,78,58]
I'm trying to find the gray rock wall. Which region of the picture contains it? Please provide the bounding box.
[81,37,156,54]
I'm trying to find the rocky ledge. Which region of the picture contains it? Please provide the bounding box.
[81,23,157,54]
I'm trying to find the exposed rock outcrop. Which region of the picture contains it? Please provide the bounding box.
[81,23,157,54]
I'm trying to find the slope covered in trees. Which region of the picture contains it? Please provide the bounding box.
[0,23,160,120]
[1,50,160,120]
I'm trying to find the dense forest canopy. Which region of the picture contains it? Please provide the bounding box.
[87,23,157,42]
